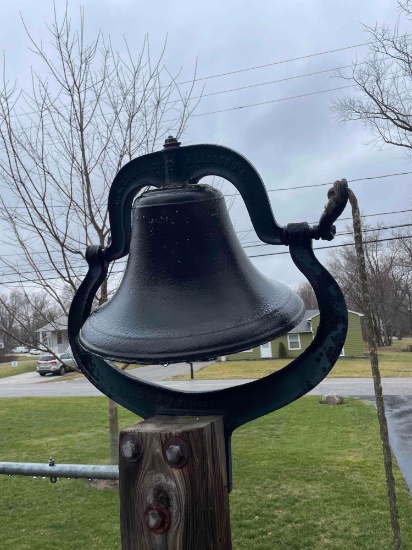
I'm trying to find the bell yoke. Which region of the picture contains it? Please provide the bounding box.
[68,137,349,488]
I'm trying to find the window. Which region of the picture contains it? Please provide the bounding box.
[287,334,301,350]
[340,347,345,357]
[57,332,63,344]
[242,349,253,353]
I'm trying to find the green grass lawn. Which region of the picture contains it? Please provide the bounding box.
[174,338,412,380]
[0,359,37,379]
[0,397,411,549]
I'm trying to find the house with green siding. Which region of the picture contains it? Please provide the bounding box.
[221,309,365,361]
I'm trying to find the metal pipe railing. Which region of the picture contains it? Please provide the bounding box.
[0,461,119,480]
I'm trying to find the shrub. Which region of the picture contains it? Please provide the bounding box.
[278,341,287,358]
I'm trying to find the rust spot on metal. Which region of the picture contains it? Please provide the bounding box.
[144,503,170,534]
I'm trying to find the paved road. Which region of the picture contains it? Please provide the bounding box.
[0,361,212,397]
[2,370,412,397]
[1,369,411,494]
[161,377,412,396]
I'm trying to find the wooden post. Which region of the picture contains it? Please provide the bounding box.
[119,415,232,550]
[348,189,401,549]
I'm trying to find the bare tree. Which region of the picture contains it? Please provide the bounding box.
[0,4,200,464]
[295,281,318,310]
[0,291,25,352]
[392,225,412,334]
[332,3,412,158]
[0,290,62,353]
[329,226,412,345]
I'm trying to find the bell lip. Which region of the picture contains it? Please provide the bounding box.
[78,300,306,365]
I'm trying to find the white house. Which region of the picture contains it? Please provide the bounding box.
[35,315,69,353]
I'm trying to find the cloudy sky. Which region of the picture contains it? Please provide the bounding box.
[1,0,411,289]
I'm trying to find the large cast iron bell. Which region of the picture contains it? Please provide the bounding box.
[79,184,305,364]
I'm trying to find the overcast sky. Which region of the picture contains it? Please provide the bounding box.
[0,0,411,289]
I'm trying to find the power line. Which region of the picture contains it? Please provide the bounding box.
[172,32,412,86]
[0,75,370,150]
[0,257,125,278]
[330,208,412,224]
[241,223,412,249]
[5,35,388,122]
[248,234,412,259]
[189,84,353,119]
[3,170,412,215]
[0,62,367,145]
[189,63,361,100]
[8,62,362,124]
[1,210,411,264]
[0,82,354,139]
[235,208,412,234]
[224,170,412,197]
[3,32,408,135]
[174,40,372,86]
[1,205,411,267]
[166,66,410,123]
[1,233,411,285]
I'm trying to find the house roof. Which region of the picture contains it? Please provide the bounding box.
[35,315,68,333]
[289,309,318,334]
[306,309,364,320]
[289,308,364,334]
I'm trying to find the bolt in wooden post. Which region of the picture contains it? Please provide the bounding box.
[119,415,232,550]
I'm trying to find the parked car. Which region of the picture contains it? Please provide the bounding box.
[11,346,29,354]
[30,347,46,355]
[36,353,78,376]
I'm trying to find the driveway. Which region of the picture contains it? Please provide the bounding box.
[0,370,63,385]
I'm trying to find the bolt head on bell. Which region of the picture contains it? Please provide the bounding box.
[163,135,181,148]
[79,183,304,364]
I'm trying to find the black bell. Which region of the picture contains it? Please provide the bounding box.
[79,184,305,364]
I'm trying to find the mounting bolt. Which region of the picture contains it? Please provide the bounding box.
[163,437,189,468]
[165,445,183,464]
[120,434,143,462]
[144,503,170,534]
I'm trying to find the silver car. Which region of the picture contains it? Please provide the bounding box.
[36,352,77,376]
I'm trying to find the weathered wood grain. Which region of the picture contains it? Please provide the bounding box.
[119,415,231,550]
